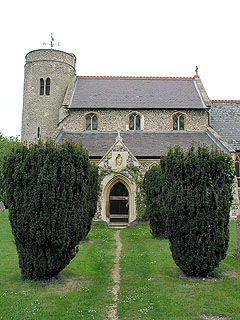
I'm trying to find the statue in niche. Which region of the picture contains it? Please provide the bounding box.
[116,154,123,167]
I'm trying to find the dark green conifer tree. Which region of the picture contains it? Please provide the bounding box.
[167,145,234,277]
[3,139,98,280]
[143,165,167,238]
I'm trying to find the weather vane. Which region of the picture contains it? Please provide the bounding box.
[43,33,60,49]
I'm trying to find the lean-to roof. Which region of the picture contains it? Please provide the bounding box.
[56,130,228,158]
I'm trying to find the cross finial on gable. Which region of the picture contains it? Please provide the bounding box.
[195,66,199,76]
[116,128,122,142]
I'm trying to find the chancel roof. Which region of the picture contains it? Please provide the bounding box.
[55,130,228,158]
[69,76,206,110]
[210,101,240,151]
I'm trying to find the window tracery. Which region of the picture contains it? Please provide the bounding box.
[86,113,98,130]
[129,113,141,130]
[173,113,185,130]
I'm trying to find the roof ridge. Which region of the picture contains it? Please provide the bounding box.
[77,75,194,80]
[211,99,240,103]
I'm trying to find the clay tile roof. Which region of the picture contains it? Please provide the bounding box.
[211,100,240,104]
[77,76,194,80]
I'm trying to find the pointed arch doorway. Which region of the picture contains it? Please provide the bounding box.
[109,181,129,224]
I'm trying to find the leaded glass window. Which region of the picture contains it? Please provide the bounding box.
[86,113,98,130]
[129,115,134,130]
[92,115,98,130]
[173,113,185,130]
[129,113,141,130]
[173,115,178,130]
[86,116,92,130]
[136,115,141,130]
[179,115,184,130]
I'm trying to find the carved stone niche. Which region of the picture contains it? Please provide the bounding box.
[109,151,129,170]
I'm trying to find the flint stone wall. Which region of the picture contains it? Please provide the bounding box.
[59,109,208,132]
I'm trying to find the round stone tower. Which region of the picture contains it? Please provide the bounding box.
[21,49,76,142]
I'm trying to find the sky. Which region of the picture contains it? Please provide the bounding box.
[1,0,239,138]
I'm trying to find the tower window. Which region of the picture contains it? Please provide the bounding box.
[86,113,98,130]
[129,113,141,130]
[173,113,185,130]
[37,127,40,139]
[46,78,51,95]
[40,78,44,95]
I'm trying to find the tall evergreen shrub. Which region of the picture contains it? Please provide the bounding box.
[143,165,168,238]
[3,139,98,280]
[166,145,234,276]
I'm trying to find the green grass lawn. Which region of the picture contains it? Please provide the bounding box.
[0,210,240,320]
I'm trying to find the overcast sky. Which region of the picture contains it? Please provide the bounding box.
[1,0,239,138]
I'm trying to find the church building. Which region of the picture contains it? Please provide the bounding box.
[21,49,240,226]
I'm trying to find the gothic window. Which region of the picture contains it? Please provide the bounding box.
[235,157,240,187]
[46,78,51,95]
[129,113,141,130]
[173,113,185,130]
[40,78,44,95]
[86,113,98,130]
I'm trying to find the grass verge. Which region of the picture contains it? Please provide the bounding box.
[118,221,240,320]
[0,210,116,320]
[0,210,239,320]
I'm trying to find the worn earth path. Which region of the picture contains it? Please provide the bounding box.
[108,230,122,320]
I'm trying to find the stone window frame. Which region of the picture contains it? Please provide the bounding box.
[40,78,44,95]
[40,77,51,95]
[172,112,186,131]
[46,77,51,96]
[84,111,101,131]
[127,111,143,131]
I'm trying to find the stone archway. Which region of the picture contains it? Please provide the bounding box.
[102,175,136,225]
[109,182,129,224]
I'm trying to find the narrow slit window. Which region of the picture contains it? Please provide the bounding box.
[37,127,40,138]
[40,78,44,95]
[46,78,51,95]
